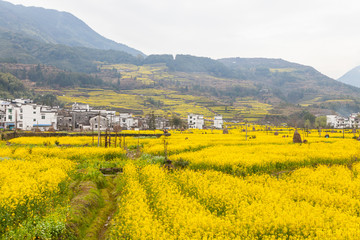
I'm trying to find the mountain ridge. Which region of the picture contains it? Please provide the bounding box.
[0,0,359,118]
[338,65,360,88]
[0,0,144,56]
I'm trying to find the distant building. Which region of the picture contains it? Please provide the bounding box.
[326,113,360,128]
[188,114,204,129]
[326,115,338,128]
[90,115,109,131]
[0,100,57,131]
[114,113,136,130]
[72,102,91,112]
[213,115,223,129]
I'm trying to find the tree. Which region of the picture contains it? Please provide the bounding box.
[315,116,327,128]
[170,115,184,129]
[116,78,121,91]
[148,112,156,130]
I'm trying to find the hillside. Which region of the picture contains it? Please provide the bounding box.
[219,58,360,102]
[0,0,143,56]
[0,30,140,72]
[338,65,360,88]
[0,71,28,98]
[0,0,359,119]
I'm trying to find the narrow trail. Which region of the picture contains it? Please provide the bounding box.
[81,175,118,240]
[98,176,117,240]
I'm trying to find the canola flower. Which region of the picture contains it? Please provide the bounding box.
[170,139,360,174]
[109,164,169,239]
[110,163,360,239]
[1,145,126,161]
[0,157,74,210]
[3,129,360,239]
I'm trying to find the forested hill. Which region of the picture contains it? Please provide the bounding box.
[0,30,141,73]
[0,0,359,115]
[0,0,143,56]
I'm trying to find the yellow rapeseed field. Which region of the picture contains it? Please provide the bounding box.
[2,128,360,239]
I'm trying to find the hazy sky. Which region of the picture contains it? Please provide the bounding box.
[4,0,360,79]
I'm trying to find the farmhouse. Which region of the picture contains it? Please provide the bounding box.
[213,115,223,129]
[326,113,360,128]
[188,114,204,129]
[0,100,58,131]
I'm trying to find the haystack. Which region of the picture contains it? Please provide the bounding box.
[293,130,302,143]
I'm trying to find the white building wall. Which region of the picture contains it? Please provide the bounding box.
[188,114,204,129]
[326,115,337,128]
[214,115,223,129]
[17,105,57,130]
[72,103,90,112]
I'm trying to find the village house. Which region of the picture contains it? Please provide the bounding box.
[213,115,223,129]
[326,113,360,128]
[72,102,91,112]
[188,114,204,129]
[0,99,58,131]
[113,113,137,130]
[89,115,109,131]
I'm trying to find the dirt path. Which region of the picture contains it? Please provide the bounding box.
[81,176,118,240]
[97,176,117,240]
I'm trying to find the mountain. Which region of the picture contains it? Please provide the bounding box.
[0,30,140,72]
[0,0,144,56]
[218,57,360,101]
[0,0,359,118]
[337,66,360,88]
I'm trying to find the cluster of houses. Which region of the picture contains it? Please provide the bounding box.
[326,113,360,129]
[0,99,224,131]
[187,114,223,129]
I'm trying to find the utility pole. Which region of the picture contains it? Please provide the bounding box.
[245,120,248,140]
[15,108,17,134]
[97,111,101,147]
[92,125,94,145]
[72,112,75,131]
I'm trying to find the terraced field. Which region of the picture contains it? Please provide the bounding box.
[58,87,272,120]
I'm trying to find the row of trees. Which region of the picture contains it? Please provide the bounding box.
[264,111,328,129]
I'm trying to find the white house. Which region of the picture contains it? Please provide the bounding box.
[72,102,91,112]
[0,100,58,131]
[17,104,57,131]
[188,114,204,129]
[0,103,57,131]
[13,99,32,104]
[114,113,136,130]
[0,100,10,129]
[326,113,360,129]
[326,115,338,128]
[213,115,223,129]
[349,113,360,128]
